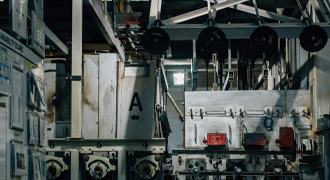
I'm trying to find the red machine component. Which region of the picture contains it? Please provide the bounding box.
[243,133,265,148]
[279,127,293,148]
[207,133,226,146]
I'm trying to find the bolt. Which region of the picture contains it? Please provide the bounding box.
[82,155,89,161]
[155,154,162,161]
[274,168,282,175]
[195,161,199,166]
[192,168,199,175]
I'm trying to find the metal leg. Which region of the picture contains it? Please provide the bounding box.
[70,150,81,180]
[117,150,127,179]
[71,0,83,138]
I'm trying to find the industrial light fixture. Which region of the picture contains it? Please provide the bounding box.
[173,73,184,85]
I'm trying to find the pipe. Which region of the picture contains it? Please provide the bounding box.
[166,92,184,121]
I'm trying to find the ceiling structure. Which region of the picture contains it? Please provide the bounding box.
[1,0,330,60]
[42,0,312,59]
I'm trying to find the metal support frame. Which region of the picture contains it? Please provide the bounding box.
[70,150,81,180]
[84,0,125,61]
[162,0,249,25]
[45,138,166,152]
[230,4,300,23]
[45,26,69,55]
[162,23,330,40]
[148,0,163,27]
[71,0,83,138]
[310,0,330,22]
[117,150,126,179]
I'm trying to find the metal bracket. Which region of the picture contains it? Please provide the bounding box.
[187,106,206,119]
[71,75,82,81]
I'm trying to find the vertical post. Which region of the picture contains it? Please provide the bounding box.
[113,0,117,30]
[71,0,83,138]
[148,0,163,27]
[70,150,81,180]
[192,39,198,91]
[123,0,130,12]
[237,40,248,90]
[118,150,126,179]
[324,131,330,179]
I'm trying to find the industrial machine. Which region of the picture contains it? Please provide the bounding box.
[1,0,330,180]
[173,90,315,179]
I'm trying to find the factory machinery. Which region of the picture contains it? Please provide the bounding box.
[0,0,330,180]
[41,54,330,180]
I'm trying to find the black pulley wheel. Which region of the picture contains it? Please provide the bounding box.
[299,25,328,52]
[198,26,226,54]
[142,27,170,54]
[250,26,278,53]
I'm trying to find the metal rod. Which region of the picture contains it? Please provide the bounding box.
[166,92,184,121]
[192,39,197,91]
[229,4,299,23]
[296,0,310,25]
[162,0,249,25]
[104,0,107,16]
[113,0,117,29]
[223,72,231,91]
[161,60,169,92]
[228,40,231,70]
[206,111,226,115]
[206,62,209,90]
[252,0,260,20]
[195,124,197,144]
[213,53,217,90]
[207,0,212,19]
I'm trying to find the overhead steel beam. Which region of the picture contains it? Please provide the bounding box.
[162,23,330,40]
[148,0,162,27]
[84,0,125,61]
[311,0,330,22]
[45,26,69,55]
[162,0,249,25]
[230,4,300,23]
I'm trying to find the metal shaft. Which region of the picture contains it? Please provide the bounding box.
[166,92,184,121]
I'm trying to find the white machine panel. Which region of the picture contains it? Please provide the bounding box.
[82,54,118,138]
[184,90,310,149]
[117,62,156,138]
